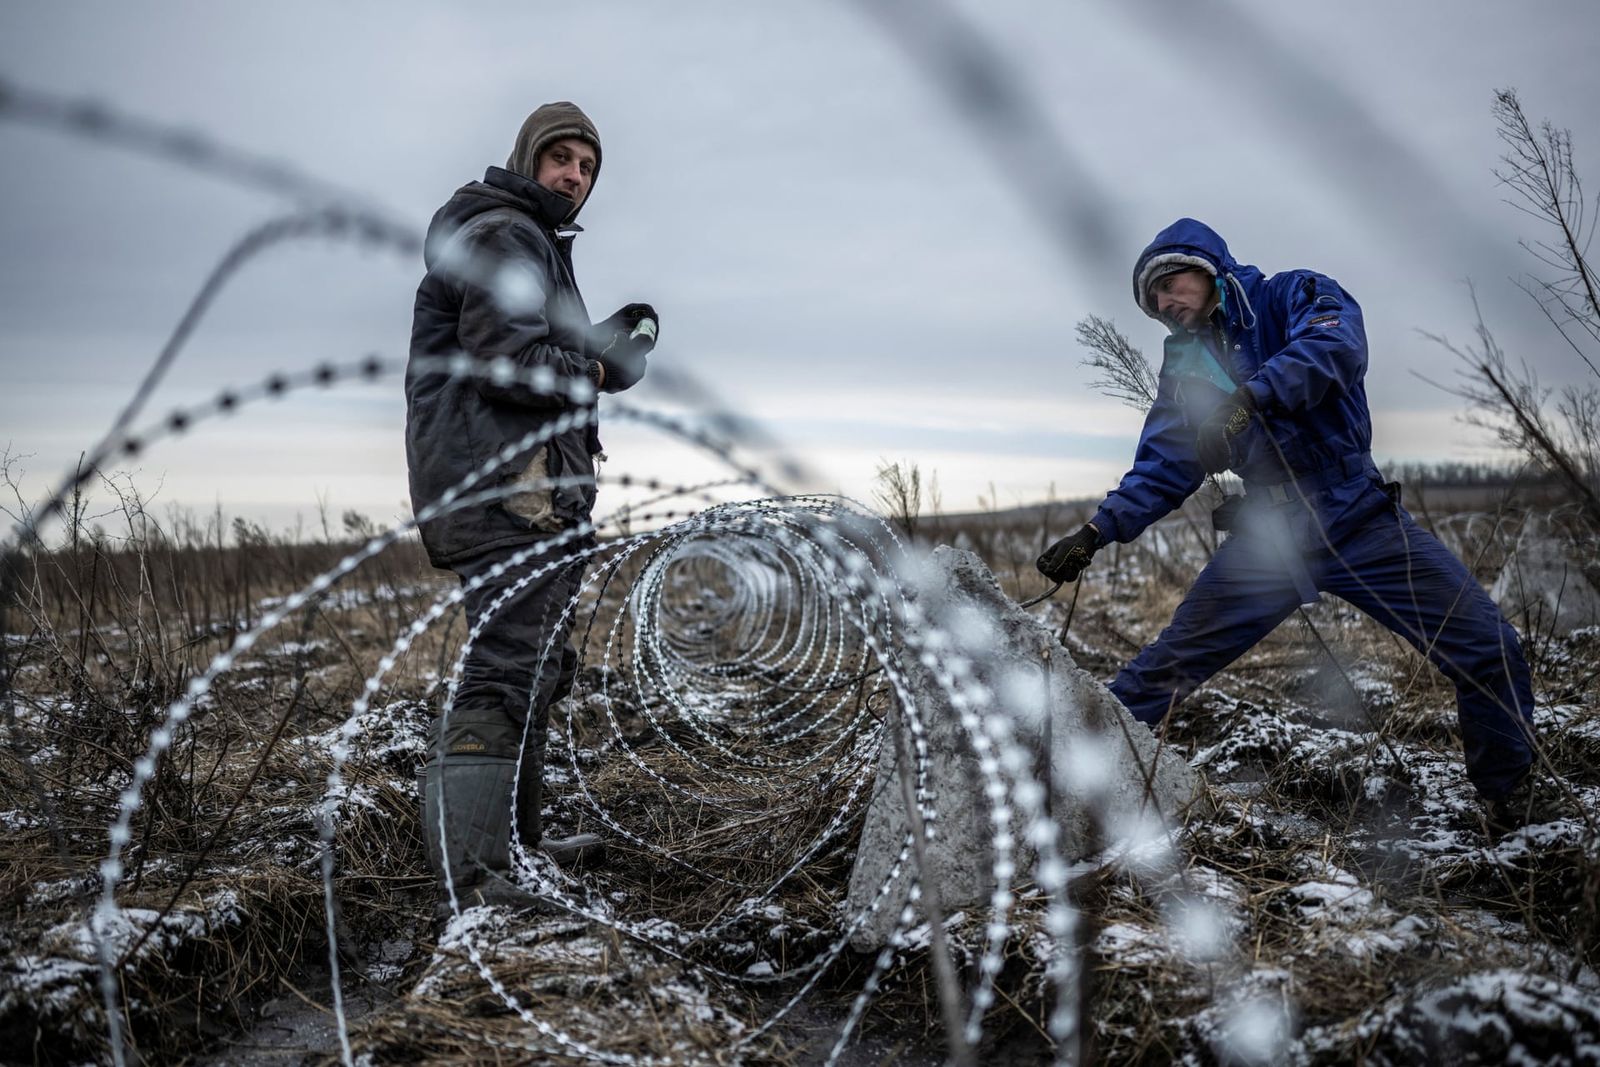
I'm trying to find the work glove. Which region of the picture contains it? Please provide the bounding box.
[1195,388,1256,474]
[1036,523,1103,583]
[594,302,658,344]
[591,302,658,393]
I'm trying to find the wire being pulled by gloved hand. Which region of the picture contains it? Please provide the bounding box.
[1036,521,1102,584]
[1018,581,1062,608]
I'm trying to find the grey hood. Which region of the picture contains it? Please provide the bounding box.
[505,101,602,224]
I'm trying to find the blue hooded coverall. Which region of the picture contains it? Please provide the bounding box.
[1090,219,1535,799]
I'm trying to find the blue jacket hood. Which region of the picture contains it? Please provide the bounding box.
[1093,219,1377,546]
[1132,218,1241,319]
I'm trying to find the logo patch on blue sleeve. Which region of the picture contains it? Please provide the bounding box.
[1309,314,1341,328]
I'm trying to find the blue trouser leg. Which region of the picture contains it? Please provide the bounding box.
[1109,532,1302,725]
[1111,498,1537,798]
[1316,508,1535,797]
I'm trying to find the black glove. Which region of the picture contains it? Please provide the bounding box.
[1037,523,1103,583]
[1195,388,1256,474]
[598,341,649,392]
[591,303,658,393]
[594,302,658,343]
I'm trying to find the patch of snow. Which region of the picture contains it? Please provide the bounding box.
[1095,921,1166,967]
[1296,967,1600,1065]
[1183,968,1295,1067]
[0,809,44,832]
[900,910,967,953]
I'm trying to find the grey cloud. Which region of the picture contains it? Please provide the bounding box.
[2,1,1598,530]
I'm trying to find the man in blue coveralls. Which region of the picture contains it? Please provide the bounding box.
[1037,218,1543,834]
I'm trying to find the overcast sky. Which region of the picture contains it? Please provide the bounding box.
[3,1,1598,537]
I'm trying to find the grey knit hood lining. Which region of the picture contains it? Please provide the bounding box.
[506,102,602,223]
[1135,253,1216,319]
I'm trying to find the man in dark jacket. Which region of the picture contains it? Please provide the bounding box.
[1038,218,1544,834]
[405,101,656,909]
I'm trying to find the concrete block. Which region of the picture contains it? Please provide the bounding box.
[845,547,1203,951]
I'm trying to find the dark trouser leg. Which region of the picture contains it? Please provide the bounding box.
[423,543,587,889]
[1109,532,1302,725]
[453,546,586,739]
[1319,509,1535,798]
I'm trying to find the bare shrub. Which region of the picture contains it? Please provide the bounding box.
[872,458,924,540]
[1076,314,1158,410]
[1432,90,1600,533]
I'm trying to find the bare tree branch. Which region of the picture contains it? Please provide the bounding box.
[1075,315,1157,411]
[1493,88,1600,380]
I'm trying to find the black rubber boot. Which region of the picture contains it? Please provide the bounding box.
[449,871,551,913]
[421,753,550,922]
[421,752,514,884]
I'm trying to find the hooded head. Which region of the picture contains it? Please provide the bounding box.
[1132,218,1238,321]
[506,101,602,222]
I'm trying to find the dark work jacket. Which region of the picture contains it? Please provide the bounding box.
[1092,218,1378,546]
[405,167,601,568]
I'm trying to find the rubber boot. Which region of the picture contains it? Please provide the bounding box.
[420,755,549,920]
[1483,768,1579,838]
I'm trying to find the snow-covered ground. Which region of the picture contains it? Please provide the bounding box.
[3,516,1598,1066]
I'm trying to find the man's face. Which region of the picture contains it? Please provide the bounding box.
[535,137,597,209]
[1152,269,1216,330]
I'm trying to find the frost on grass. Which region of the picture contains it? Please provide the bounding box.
[295,697,432,776]
[1297,968,1600,1066]
[6,473,1599,1065]
[1186,968,1296,1067]
[1273,857,1431,960]
[356,904,750,1064]
[0,886,253,1054]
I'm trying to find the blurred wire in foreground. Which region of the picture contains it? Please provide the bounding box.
[853,0,1121,269]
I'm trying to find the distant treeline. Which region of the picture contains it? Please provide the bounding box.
[2,500,432,646]
[1384,459,1563,488]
